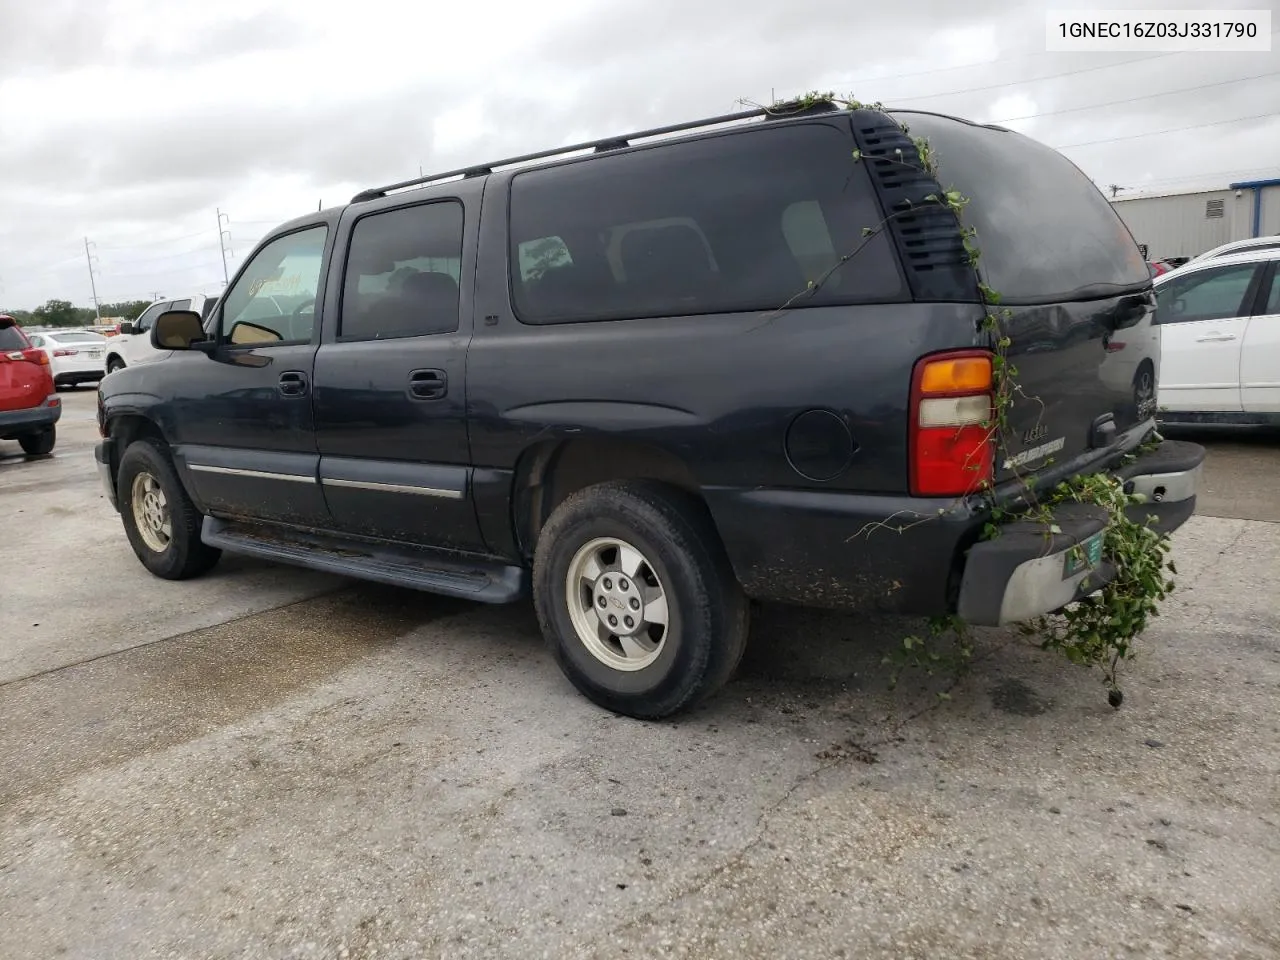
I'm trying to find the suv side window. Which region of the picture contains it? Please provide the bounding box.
[1156,263,1259,324]
[508,122,903,324]
[169,298,192,312]
[134,302,171,333]
[219,226,327,345]
[339,201,464,341]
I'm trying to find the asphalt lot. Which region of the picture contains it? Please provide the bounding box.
[2,388,1279,960]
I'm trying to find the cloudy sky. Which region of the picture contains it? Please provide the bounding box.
[1,0,1276,310]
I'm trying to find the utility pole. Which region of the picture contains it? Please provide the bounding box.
[83,238,101,320]
[217,208,233,285]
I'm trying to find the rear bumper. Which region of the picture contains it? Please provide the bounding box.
[956,439,1204,626]
[53,368,105,383]
[96,438,118,510]
[705,437,1205,620]
[0,400,61,438]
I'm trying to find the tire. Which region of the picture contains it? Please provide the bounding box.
[106,357,124,374]
[117,439,221,580]
[18,426,55,456]
[533,480,749,720]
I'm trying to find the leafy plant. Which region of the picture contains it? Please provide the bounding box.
[759,91,1176,704]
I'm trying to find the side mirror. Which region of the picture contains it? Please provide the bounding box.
[152,310,209,351]
[118,321,136,335]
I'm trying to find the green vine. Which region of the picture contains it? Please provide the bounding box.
[759,92,1177,705]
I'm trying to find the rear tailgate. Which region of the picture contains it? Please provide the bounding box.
[0,320,50,411]
[897,112,1156,482]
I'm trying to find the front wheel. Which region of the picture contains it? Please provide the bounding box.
[533,481,749,720]
[106,357,125,374]
[118,439,221,579]
[18,426,55,456]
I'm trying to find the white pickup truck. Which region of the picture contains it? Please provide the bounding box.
[104,295,219,373]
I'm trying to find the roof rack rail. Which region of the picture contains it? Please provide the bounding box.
[350,106,779,203]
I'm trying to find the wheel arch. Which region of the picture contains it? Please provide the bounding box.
[511,437,708,560]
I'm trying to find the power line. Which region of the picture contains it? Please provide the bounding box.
[888,29,1278,104]
[95,229,211,252]
[889,52,1176,102]
[989,70,1280,124]
[1056,110,1280,150]
[98,243,224,268]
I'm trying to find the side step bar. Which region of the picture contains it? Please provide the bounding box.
[201,517,527,604]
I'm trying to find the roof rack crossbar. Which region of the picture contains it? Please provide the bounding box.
[351,107,771,202]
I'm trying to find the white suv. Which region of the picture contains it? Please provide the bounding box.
[104,295,218,372]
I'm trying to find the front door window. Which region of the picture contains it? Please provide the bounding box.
[219,226,328,345]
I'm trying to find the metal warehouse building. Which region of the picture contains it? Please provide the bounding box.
[1109,178,1280,262]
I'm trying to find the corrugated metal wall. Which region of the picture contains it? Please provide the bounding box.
[1110,189,1254,261]
[1261,186,1280,236]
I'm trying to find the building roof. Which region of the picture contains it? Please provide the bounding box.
[1111,185,1235,203]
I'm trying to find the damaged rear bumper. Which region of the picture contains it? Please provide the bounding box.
[956,439,1204,626]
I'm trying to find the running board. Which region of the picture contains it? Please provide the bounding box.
[201,517,527,604]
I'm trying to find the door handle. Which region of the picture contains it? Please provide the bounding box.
[408,368,447,400]
[1194,334,1237,342]
[277,371,309,397]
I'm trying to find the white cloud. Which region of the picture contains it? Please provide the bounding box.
[1,0,1277,307]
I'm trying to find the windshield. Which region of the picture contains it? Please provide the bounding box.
[50,331,106,343]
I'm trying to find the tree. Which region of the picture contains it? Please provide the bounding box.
[99,300,153,321]
[31,299,88,327]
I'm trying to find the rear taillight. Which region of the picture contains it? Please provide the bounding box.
[52,348,78,357]
[909,350,995,498]
[1105,340,1126,353]
[3,349,49,365]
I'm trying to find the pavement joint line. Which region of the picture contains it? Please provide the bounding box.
[0,583,353,693]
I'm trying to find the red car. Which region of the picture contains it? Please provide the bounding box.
[0,314,60,455]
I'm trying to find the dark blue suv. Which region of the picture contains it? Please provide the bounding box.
[96,103,1204,718]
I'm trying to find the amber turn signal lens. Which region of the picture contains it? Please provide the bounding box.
[919,356,993,395]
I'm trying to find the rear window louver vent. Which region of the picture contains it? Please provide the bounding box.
[849,111,980,303]
[1205,199,1225,219]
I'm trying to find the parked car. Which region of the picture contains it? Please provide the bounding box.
[0,314,60,454]
[1154,247,1280,425]
[96,103,1205,719]
[26,329,108,388]
[104,295,219,372]
[1185,236,1280,266]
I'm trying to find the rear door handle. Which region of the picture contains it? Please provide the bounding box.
[278,371,309,397]
[1195,334,1237,342]
[408,368,447,400]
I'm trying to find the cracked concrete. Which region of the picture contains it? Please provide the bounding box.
[2,391,1278,959]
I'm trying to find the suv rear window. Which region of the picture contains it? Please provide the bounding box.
[0,323,29,350]
[508,121,904,324]
[899,112,1151,304]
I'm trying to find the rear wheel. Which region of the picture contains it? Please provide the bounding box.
[533,480,749,720]
[118,439,221,579]
[18,426,55,456]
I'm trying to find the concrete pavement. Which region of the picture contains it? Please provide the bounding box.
[1,389,1278,959]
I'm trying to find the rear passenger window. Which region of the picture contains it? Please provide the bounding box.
[508,122,904,324]
[1156,264,1258,324]
[340,201,464,340]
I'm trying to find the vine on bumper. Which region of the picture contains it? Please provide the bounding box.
[755,91,1177,705]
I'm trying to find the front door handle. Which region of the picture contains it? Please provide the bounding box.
[408,368,447,400]
[278,371,309,397]
[1195,334,1237,342]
